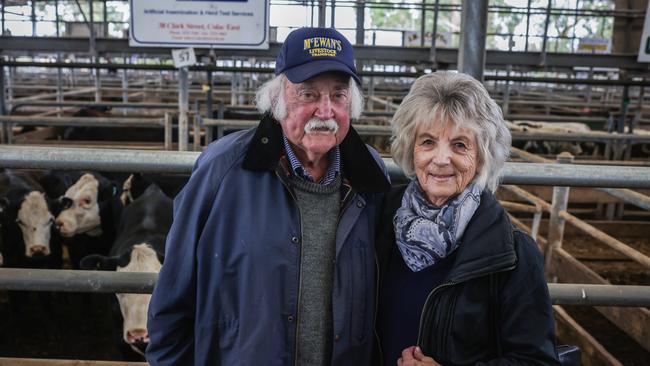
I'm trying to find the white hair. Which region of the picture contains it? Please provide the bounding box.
[255,73,364,120]
[390,72,511,192]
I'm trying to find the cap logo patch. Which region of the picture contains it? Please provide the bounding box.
[303,37,342,57]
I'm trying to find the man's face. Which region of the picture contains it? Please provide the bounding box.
[281,72,351,162]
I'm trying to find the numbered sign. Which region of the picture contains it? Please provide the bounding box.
[172,48,197,68]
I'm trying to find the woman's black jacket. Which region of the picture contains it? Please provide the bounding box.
[375,186,560,365]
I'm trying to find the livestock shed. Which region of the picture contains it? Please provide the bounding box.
[0,0,650,365]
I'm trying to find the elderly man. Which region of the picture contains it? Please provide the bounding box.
[146,27,390,366]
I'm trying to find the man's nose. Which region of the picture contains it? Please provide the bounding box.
[314,96,334,119]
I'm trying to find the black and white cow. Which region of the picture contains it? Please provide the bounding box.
[81,183,171,359]
[0,170,63,339]
[54,172,122,268]
[0,170,61,269]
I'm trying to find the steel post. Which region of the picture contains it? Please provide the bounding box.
[0,64,5,143]
[178,67,189,151]
[205,70,213,145]
[1,0,4,36]
[30,0,35,36]
[540,0,553,65]
[6,59,12,109]
[237,73,244,106]
[164,113,172,151]
[94,67,101,102]
[545,152,574,280]
[318,0,326,27]
[458,0,488,80]
[420,1,426,47]
[122,58,129,111]
[430,0,440,67]
[0,64,5,117]
[56,54,63,116]
[230,71,237,106]
[193,114,201,151]
[355,0,365,45]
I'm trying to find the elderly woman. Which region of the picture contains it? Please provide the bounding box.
[375,72,560,366]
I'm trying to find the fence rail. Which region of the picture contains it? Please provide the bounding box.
[1,146,650,188]
[0,268,648,307]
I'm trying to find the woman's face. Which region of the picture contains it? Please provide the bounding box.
[413,121,479,206]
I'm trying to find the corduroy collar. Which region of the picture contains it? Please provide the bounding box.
[242,114,391,193]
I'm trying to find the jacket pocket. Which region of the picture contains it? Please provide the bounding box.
[197,316,240,365]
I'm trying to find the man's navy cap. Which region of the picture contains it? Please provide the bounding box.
[275,27,361,85]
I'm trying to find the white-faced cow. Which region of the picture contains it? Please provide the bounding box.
[0,170,63,339]
[54,172,122,268]
[81,183,171,359]
[0,170,61,269]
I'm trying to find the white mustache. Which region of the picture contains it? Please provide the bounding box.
[304,118,338,134]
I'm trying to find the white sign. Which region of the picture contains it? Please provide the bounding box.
[172,48,197,68]
[404,31,452,48]
[639,1,650,62]
[129,0,269,49]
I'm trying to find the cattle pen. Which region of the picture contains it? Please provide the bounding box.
[2,0,650,364]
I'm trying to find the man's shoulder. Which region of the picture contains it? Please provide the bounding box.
[196,128,255,170]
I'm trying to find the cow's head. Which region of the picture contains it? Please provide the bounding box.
[81,243,162,356]
[55,174,108,237]
[14,191,56,258]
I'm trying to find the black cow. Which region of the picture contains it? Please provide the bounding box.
[0,170,62,269]
[0,170,63,339]
[81,183,172,360]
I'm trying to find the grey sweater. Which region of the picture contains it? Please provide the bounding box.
[289,174,342,366]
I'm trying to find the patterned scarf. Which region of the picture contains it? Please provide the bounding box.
[394,180,482,272]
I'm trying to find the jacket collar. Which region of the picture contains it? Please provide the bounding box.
[445,191,518,283]
[242,114,391,193]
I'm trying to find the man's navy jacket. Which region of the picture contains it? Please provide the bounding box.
[146,115,390,366]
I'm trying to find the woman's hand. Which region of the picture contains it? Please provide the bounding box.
[397,346,442,366]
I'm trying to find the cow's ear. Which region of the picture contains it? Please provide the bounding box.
[116,251,132,268]
[80,254,118,271]
[156,252,165,265]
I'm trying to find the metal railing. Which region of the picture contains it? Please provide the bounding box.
[1,145,650,188]
[0,268,648,307]
[201,118,650,144]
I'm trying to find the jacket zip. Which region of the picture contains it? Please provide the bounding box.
[373,254,385,366]
[415,263,517,353]
[276,171,303,366]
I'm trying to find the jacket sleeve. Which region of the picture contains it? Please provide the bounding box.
[477,231,560,366]
[146,150,222,366]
